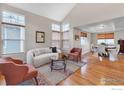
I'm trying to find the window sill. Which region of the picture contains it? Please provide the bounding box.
[2,52,25,55]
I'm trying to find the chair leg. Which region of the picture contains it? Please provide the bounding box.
[79,56,81,62]
[77,56,81,62]
[77,59,78,63]
[34,77,38,85]
[77,57,79,62]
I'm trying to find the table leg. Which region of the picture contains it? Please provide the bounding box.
[51,60,53,72]
[64,61,66,72]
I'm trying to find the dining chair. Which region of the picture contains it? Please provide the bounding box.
[109,44,120,61]
[116,44,120,54]
[91,44,97,54]
[97,44,107,56]
[97,44,109,61]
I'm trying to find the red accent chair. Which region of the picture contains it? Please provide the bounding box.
[68,48,82,62]
[0,57,38,85]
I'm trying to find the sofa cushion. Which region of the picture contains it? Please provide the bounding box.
[34,53,58,60]
[39,49,46,54]
[44,48,52,54]
[33,48,48,57]
[33,50,41,57]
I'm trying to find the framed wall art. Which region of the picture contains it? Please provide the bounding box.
[36,31,45,43]
[75,35,79,40]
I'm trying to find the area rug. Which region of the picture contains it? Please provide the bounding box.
[20,60,86,85]
[36,60,87,85]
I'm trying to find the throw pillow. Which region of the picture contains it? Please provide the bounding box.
[50,47,57,53]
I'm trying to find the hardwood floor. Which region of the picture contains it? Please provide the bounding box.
[59,53,124,85]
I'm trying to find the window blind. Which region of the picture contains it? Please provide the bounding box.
[80,32,87,37]
[97,33,114,39]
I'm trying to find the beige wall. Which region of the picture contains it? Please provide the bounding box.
[114,30,124,44]
[0,4,59,61]
[73,28,81,48]
[91,33,97,46]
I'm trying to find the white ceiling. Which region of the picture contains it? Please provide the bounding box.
[63,3,124,27]
[78,17,124,33]
[7,3,76,22]
[6,3,124,33]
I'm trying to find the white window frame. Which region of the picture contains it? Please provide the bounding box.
[2,10,25,26]
[81,37,88,45]
[1,10,25,54]
[62,23,70,32]
[62,31,70,50]
[52,23,60,31]
[62,23,70,50]
[51,23,61,48]
[52,31,61,48]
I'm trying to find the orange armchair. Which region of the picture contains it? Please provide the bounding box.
[0,57,38,85]
[68,48,82,62]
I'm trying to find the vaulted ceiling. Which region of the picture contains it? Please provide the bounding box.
[7,3,76,22]
[6,3,124,33]
[63,3,124,27]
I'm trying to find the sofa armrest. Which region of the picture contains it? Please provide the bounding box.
[12,59,23,64]
[57,49,61,53]
[27,51,34,65]
[1,57,23,64]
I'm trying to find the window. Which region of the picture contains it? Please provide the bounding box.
[97,33,114,45]
[62,31,69,49]
[2,11,25,26]
[97,39,114,45]
[80,32,88,45]
[52,24,61,48]
[1,11,25,54]
[81,37,87,45]
[62,24,70,50]
[52,23,60,31]
[62,23,70,32]
[52,31,61,48]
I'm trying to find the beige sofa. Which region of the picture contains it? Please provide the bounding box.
[27,48,61,67]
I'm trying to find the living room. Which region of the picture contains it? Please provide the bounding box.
[0,2,124,88]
